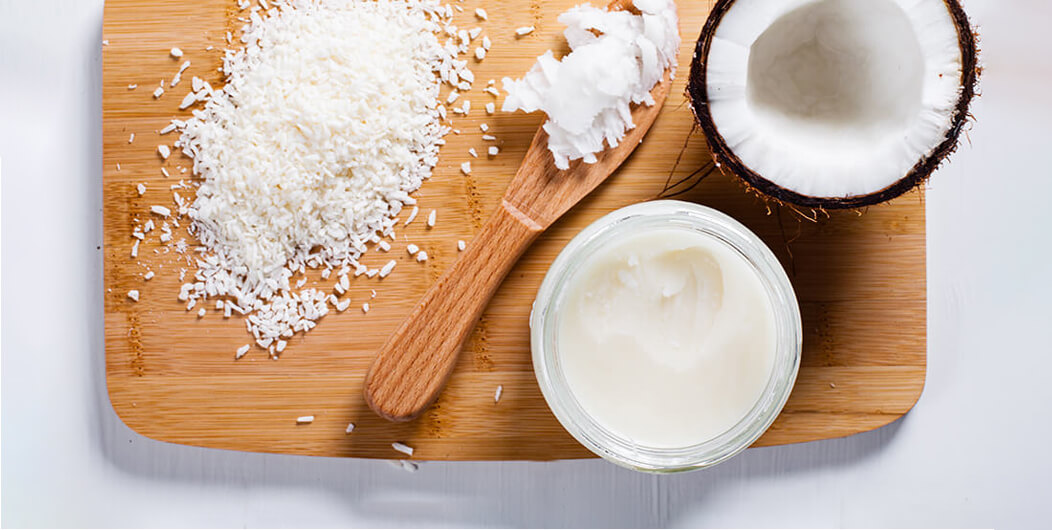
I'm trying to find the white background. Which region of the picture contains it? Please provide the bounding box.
[2,0,1051,527]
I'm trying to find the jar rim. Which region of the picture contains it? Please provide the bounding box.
[530,200,802,473]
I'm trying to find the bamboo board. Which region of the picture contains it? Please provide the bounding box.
[102,0,927,460]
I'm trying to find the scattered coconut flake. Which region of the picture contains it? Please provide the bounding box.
[157,145,171,159]
[236,344,250,359]
[474,8,487,20]
[159,123,178,135]
[170,47,183,58]
[131,240,140,258]
[128,133,135,143]
[475,47,486,60]
[488,146,499,156]
[481,134,496,141]
[468,27,482,40]
[416,251,428,262]
[406,243,419,255]
[480,123,488,132]
[127,290,140,302]
[377,240,392,252]
[405,206,420,226]
[150,205,171,217]
[447,90,459,104]
[276,339,287,353]
[457,240,466,251]
[345,422,356,434]
[494,384,503,403]
[468,147,478,158]
[427,209,436,227]
[482,36,492,50]
[198,307,207,317]
[484,86,500,97]
[127,84,137,90]
[153,87,164,98]
[485,102,495,114]
[362,302,370,313]
[116,163,121,171]
[379,260,397,278]
[515,26,535,36]
[179,92,198,110]
[102,40,109,46]
[392,442,414,456]
[296,415,314,424]
[461,161,472,175]
[144,270,155,280]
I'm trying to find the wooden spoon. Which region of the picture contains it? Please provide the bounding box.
[364,33,674,423]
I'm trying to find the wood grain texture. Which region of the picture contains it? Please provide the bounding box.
[103,0,926,460]
[365,70,672,422]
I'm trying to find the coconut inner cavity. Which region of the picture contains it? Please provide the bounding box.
[704,0,964,200]
[747,0,924,152]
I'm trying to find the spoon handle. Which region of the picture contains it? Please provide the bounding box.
[364,199,543,422]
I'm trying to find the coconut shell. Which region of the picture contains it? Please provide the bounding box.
[686,0,979,210]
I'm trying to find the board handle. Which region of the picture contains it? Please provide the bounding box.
[364,199,543,422]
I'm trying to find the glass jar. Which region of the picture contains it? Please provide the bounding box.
[530,200,802,473]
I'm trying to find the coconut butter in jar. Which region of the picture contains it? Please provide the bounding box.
[531,200,801,472]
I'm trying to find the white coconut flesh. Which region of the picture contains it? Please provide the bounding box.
[704,0,964,199]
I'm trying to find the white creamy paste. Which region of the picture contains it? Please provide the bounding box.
[558,227,776,448]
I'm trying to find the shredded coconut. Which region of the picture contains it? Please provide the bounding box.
[296,415,314,424]
[164,0,463,355]
[501,0,679,169]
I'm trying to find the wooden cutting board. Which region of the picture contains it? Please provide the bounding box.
[102,0,926,460]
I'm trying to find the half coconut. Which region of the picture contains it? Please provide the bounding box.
[688,0,978,209]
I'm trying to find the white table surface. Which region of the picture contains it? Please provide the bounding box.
[2,0,1051,527]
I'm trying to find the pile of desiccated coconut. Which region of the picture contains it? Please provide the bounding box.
[132,0,494,359]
